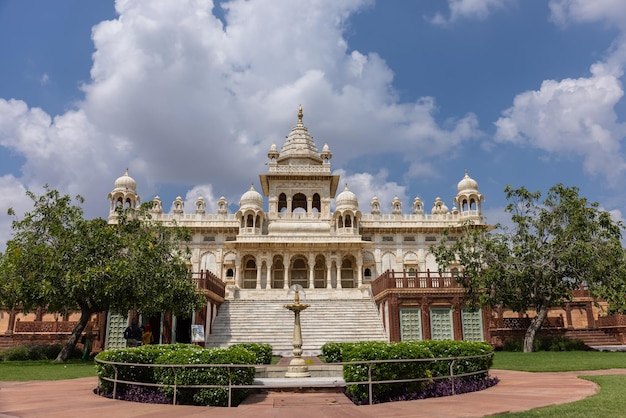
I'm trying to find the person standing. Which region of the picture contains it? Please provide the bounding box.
[123,319,142,347]
[141,323,154,345]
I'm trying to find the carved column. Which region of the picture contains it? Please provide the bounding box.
[255,259,262,290]
[356,253,363,287]
[565,303,574,329]
[421,297,431,340]
[284,254,291,289]
[336,257,343,289]
[453,297,463,341]
[308,254,315,289]
[265,260,273,290]
[326,260,332,289]
[234,254,241,288]
[388,294,401,342]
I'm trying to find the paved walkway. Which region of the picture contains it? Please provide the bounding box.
[2,369,626,418]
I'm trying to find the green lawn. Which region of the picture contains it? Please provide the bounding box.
[0,360,98,381]
[491,351,626,417]
[494,375,626,417]
[493,350,626,372]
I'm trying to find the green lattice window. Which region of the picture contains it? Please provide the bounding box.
[400,308,422,341]
[430,308,453,340]
[462,308,483,341]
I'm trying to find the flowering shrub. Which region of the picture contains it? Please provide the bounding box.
[121,385,171,404]
[95,343,201,393]
[153,346,256,406]
[231,343,272,364]
[322,340,495,404]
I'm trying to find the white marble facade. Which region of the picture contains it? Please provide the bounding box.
[108,106,486,297]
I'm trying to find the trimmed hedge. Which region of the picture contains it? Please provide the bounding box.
[321,340,494,404]
[95,343,266,406]
[95,343,202,393]
[502,336,586,352]
[0,344,81,361]
[231,343,272,365]
[154,346,256,406]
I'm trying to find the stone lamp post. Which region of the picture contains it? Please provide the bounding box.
[284,284,311,378]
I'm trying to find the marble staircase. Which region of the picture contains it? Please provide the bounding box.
[205,289,388,356]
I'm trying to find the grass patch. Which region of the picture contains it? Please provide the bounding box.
[0,359,97,381]
[493,351,626,372]
[494,375,626,417]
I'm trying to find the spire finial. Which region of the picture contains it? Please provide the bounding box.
[298,104,303,123]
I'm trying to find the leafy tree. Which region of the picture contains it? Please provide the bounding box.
[3,186,206,361]
[432,184,625,352]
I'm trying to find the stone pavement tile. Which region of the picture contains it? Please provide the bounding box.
[2,369,625,418]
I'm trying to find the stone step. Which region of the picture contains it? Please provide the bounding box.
[565,330,624,346]
[206,296,387,355]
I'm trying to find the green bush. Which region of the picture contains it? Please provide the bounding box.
[0,346,30,361]
[0,344,81,361]
[321,342,351,363]
[153,345,256,406]
[95,343,200,393]
[502,337,586,352]
[330,340,494,404]
[231,343,272,364]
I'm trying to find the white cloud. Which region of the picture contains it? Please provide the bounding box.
[494,60,626,184]
[334,169,409,214]
[183,184,218,214]
[549,0,626,30]
[0,175,31,250]
[0,0,482,226]
[431,0,514,25]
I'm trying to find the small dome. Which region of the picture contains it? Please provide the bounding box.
[336,184,359,210]
[432,197,449,214]
[457,170,479,193]
[240,184,264,208]
[114,169,136,192]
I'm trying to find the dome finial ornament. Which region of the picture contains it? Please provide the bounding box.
[298,105,303,123]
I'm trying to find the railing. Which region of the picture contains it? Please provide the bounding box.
[192,270,226,298]
[95,352,493,407]
[14,319,78,333]
[597,314,626,328]
[488,316,565,330]
[371,269,462,296]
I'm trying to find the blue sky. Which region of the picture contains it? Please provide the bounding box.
[1,0,626,247]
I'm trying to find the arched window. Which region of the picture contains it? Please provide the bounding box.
[226,268,234,278]
[243,258,257,289]
[291,257,307,288]
[246,214,254,227]
[272,258,284,289]
[278,193,287,212]
[312,193,321,212]
[345,214,352,227]
[292,193,307,212]
[314,256,326,288]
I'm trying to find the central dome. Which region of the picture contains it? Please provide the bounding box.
[276,106,323,165]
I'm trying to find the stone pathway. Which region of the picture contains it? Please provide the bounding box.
[2,369,626,417]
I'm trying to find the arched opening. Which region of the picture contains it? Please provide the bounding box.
[312,193,321,212]
[290,257,308,288]
[292,193,307,212]
[341,258,355,288]
[243,258,257,289]
[278,193,287,212]
[314,256,326,288]
[226,268,234,278]
[272,258,284,289]
[345,214,352,227]
[246,214,254,227]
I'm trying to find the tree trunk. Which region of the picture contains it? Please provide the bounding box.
[55,308,92,362]
[523,305,549,353]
